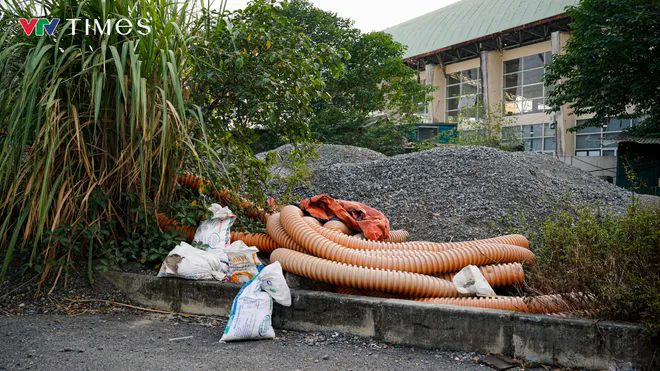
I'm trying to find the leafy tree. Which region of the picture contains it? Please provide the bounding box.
[544,0,660,137]
[190,0,344,202]
[280,0,432,155]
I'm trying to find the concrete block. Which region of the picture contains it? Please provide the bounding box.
[377,299,514,354]
[274,291,383,337]
[103,271,657,369]
[178,280,241,317]
[283,272,334,292]
[512,313,654,369]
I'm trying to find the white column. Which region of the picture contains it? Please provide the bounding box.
[480,51,489,109]
[424,63,435,123]
[551,31,564,156]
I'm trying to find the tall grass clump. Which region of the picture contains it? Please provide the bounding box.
[525,200,660,336]
[0,0,209,286]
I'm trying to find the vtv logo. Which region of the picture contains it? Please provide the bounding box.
[19,18,60,36]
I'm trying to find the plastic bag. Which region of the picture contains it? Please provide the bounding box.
[452,265,496,296]
[157,241,229,281]
[226,240,264,283]
[220,261,291,342]
[193,204,235,252]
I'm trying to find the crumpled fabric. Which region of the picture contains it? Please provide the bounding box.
[300,195,390,240]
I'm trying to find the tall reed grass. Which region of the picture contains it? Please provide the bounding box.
[0,0,210,285]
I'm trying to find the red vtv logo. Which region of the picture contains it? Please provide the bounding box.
[19,18,60,36]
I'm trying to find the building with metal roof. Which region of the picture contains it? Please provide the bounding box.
[384,0,640,185]
[385,0,577,63]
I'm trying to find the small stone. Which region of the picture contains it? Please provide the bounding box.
[322,355,329,360]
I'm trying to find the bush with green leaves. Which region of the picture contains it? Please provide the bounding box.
[524,200,660,335]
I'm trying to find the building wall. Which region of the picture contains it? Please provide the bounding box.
[417,33,626,183]
[559,155,617,181]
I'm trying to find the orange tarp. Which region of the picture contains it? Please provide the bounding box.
[300,195,390,240]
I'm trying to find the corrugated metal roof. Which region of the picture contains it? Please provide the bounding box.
[384,0,579,59]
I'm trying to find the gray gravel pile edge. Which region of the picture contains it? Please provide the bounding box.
[258,143,386,178]
[269,145,656,242]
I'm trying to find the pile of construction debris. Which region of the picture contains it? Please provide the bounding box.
[265,145,655,242]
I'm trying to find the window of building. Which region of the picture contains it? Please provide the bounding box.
[445,68,481,123]
[502,51,552,116]
[575,117,639,156]
[502,123,555,154]
[415,78,428,118]
[417,126,438,141]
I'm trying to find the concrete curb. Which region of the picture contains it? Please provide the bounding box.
[102,271,655,370]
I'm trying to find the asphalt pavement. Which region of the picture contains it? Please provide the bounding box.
[0,313,496,371]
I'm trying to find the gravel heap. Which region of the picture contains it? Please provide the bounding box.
[279,145,655,242]
[259,143,386,177]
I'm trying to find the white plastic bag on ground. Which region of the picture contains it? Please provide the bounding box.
[452,265,496,297]
[220,261,291,342]
[226,240,264,283]
[157,242,229,281]
[193,204,235,252]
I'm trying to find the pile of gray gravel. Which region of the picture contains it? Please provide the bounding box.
[274,145,656,242]
[259,143,386,177]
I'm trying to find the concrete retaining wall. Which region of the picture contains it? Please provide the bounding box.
[103,271,656,370]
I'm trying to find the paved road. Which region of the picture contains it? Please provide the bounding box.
[0,313,493,371]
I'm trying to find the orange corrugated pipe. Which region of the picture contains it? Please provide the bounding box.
[334,286,568,313]
[332,259,523,289]
[230,231,278,253]
[416,296,568,313]
[266,213,308,254]
[176,172,270,223]
[306,217,408,242]
[157,212,196,241]
[352,230,408,242]
[386,229,409,242]
[438,262,525,287]
[279,206,535,275]
[271,248,458,297]
[302,216,529,273]
[156,212,278,253]
[303,215,527,252]
[323,220,352,235]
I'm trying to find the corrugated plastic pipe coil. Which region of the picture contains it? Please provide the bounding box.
[334,286,568,313]
[437,262,524,287]
[156,212,278,252]
[320,219,409,242]
[230,231,278,253]
[157,212,197,241]
[160,176,561,313]
[305,215,528,252]
[278,206,535,275]
[177,172,271,224]
[271,248,458,297]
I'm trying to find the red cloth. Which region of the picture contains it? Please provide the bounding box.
[300,195,390,240]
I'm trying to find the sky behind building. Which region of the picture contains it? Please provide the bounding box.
[224,0,461,32]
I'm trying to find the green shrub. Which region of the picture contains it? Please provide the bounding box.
[525,201,660,335]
